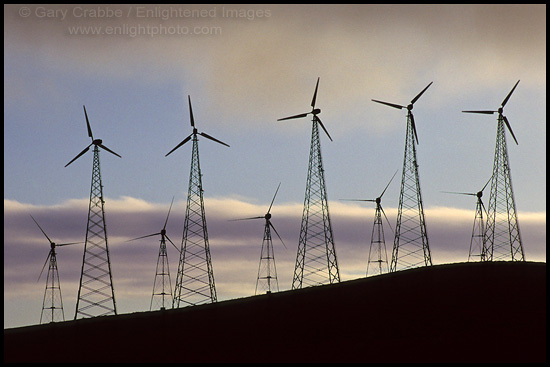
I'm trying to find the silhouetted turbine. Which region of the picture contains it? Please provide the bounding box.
[341,170,398,276]
[372,82,432,145]
[442,177,491,262]
[231,182,286,294]
[278,77,333,141]
[65,106,121,167]
[126,197,180,310]
[31,215,82,324]
[463,80,519,145]
[126,196,179,253]
[166,96,229,157]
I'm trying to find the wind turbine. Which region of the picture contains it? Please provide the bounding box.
[30,215,82,324]
[462,80,524,261]
[126,197,180,310]
[372,82,433,272]
[442,177,491,262]
[341,170,398,277]
[230,183,286,295]
[167,95,229,308]
[65,105,120,319]
[278,77,340,289]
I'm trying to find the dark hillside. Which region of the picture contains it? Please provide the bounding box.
[4,261,545,363]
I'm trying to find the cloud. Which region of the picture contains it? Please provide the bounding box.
[4,196,545,328]
[5,4,545,132]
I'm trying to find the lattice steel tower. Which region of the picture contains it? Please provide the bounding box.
[65,106,120,319]
[167,96,229,307]
[278,77,340,288]
[442,177,491,262]
[341,170,397,276]
[372,82,433,272]
[230,183,286,294]
[31,215,82,324]
[126,197,179,310]
[463,80,524,261]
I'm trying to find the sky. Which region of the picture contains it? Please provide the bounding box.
[4,4,546,329]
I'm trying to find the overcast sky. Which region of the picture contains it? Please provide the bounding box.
[4,4,546,329]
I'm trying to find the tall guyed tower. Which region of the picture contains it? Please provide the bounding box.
[463,80,525,261]
[65,106,120,319]
[372,83,433,272]
[278,77,340,288]
[167,96,229,307]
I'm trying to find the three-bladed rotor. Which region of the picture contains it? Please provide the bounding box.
[126,196,180,253]
[442,176,492,213]
[277,77,333,142]
[230,182,287,249]
[65,106,121,167]
[372,82,433,145]
[340,169,398,234]
[462,80,520,145]
[165,96,230,157]
[30,215,83,281]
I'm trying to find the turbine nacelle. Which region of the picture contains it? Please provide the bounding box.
[372,82,433,145]
[165,95,229,157]
[462,80,520,145]
[277,77,332,142]
[65,106,121,167]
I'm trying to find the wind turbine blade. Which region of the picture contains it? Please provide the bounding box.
[30,215,53,244]
[83,105,93,139]
[316,116,333,142]
[188,95,195,128]
[126,233,161,242]
[65,143,92,167]
[339,199,376,202]
[165,134,193,157]
[501,80,520,108]
[441,191,476,196]
[199,132,230,147]
[38,251,52,282]
[229,216,264,221]
[98,144,122,158]
[380,169,399,198]
[277,113,309,121]
[481,176,492,192]
[56,241,83,247]
[380,206,394,235]
[371,99,404,110]
[163,196,175,230]
[410,82,433,105]
[502,115,518,145]
[267,182,281,215]
[269,222,287,249]
[165,235,181,253]
[462,110,496,114]
[410,112,419,145]
[311,77,320,109]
